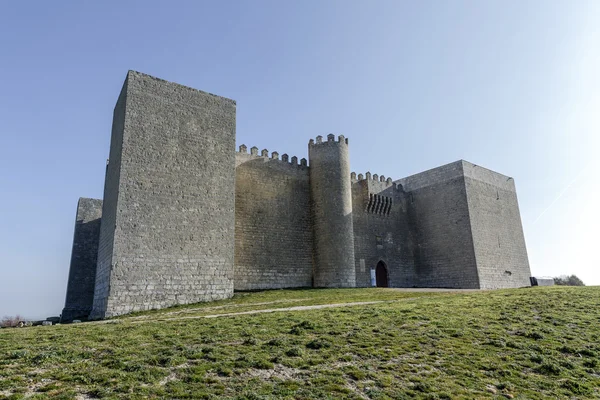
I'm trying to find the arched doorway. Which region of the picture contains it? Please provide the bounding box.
[376,261,389,287]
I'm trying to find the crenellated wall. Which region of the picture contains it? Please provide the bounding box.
[350,173,416,288]
[234,146,313,290]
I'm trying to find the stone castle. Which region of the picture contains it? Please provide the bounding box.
[61,71,532,321]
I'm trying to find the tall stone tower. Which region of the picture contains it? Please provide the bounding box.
[309,134,356,287]
[89,71,237,319]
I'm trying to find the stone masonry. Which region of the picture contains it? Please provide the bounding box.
[89,71,236,319]
[61,198,102,322]
[63,71,532,320]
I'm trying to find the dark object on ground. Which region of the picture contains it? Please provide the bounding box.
[530,277,554,286]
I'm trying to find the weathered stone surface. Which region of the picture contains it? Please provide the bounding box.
[234,151,312,290]
[351,177,415,288]
[61,198,102,322]
[309,135,356,288]
[463,161,531,289]
[63,71,532,320]
[89,71,236,319]
[395,160,532,288]
[397,161,480,288]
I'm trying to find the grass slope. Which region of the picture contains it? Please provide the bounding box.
[1,287,599,399]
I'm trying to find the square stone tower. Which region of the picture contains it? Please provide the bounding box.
[89,71,236,319]
[61,198,103,322]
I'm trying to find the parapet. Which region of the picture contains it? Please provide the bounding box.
[308,134,349,146]
[351,171,395,187]
[237,144,307,169]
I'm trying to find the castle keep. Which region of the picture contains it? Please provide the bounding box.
[61,71,532,321]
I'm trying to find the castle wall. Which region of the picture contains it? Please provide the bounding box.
[234,150,313,290]
[67,71,536,320]
[351,177,416,287]
[61,198,102,322]
[462,162,531,288]
[397,161,480,288]
[91,71,236,318]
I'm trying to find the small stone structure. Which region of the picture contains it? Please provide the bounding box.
[61,71,532,321]
[530,277,554,286]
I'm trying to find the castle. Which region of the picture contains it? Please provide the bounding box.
[61,71,532,322]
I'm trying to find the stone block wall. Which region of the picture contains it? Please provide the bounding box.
[234,149,313,290]
[90,71,236,318]
[90,81,127,319]
[61,198,102,322]
[351,175,416,287]
[398,161,480,288]
[462,161,531,288]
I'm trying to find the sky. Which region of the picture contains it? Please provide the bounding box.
[0,1,598,319]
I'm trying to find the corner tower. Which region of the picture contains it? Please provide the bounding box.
[89,71,236,319]
[309,134,356,287]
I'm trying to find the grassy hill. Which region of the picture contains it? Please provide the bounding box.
[1,286,599,399]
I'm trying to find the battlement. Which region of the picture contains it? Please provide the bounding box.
[352,171,394,186]
[237,144,308,168]
[308,134,349,146]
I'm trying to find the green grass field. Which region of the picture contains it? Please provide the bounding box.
[1,286,599,399]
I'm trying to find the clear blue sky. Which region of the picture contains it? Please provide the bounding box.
[1,1,598,319]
